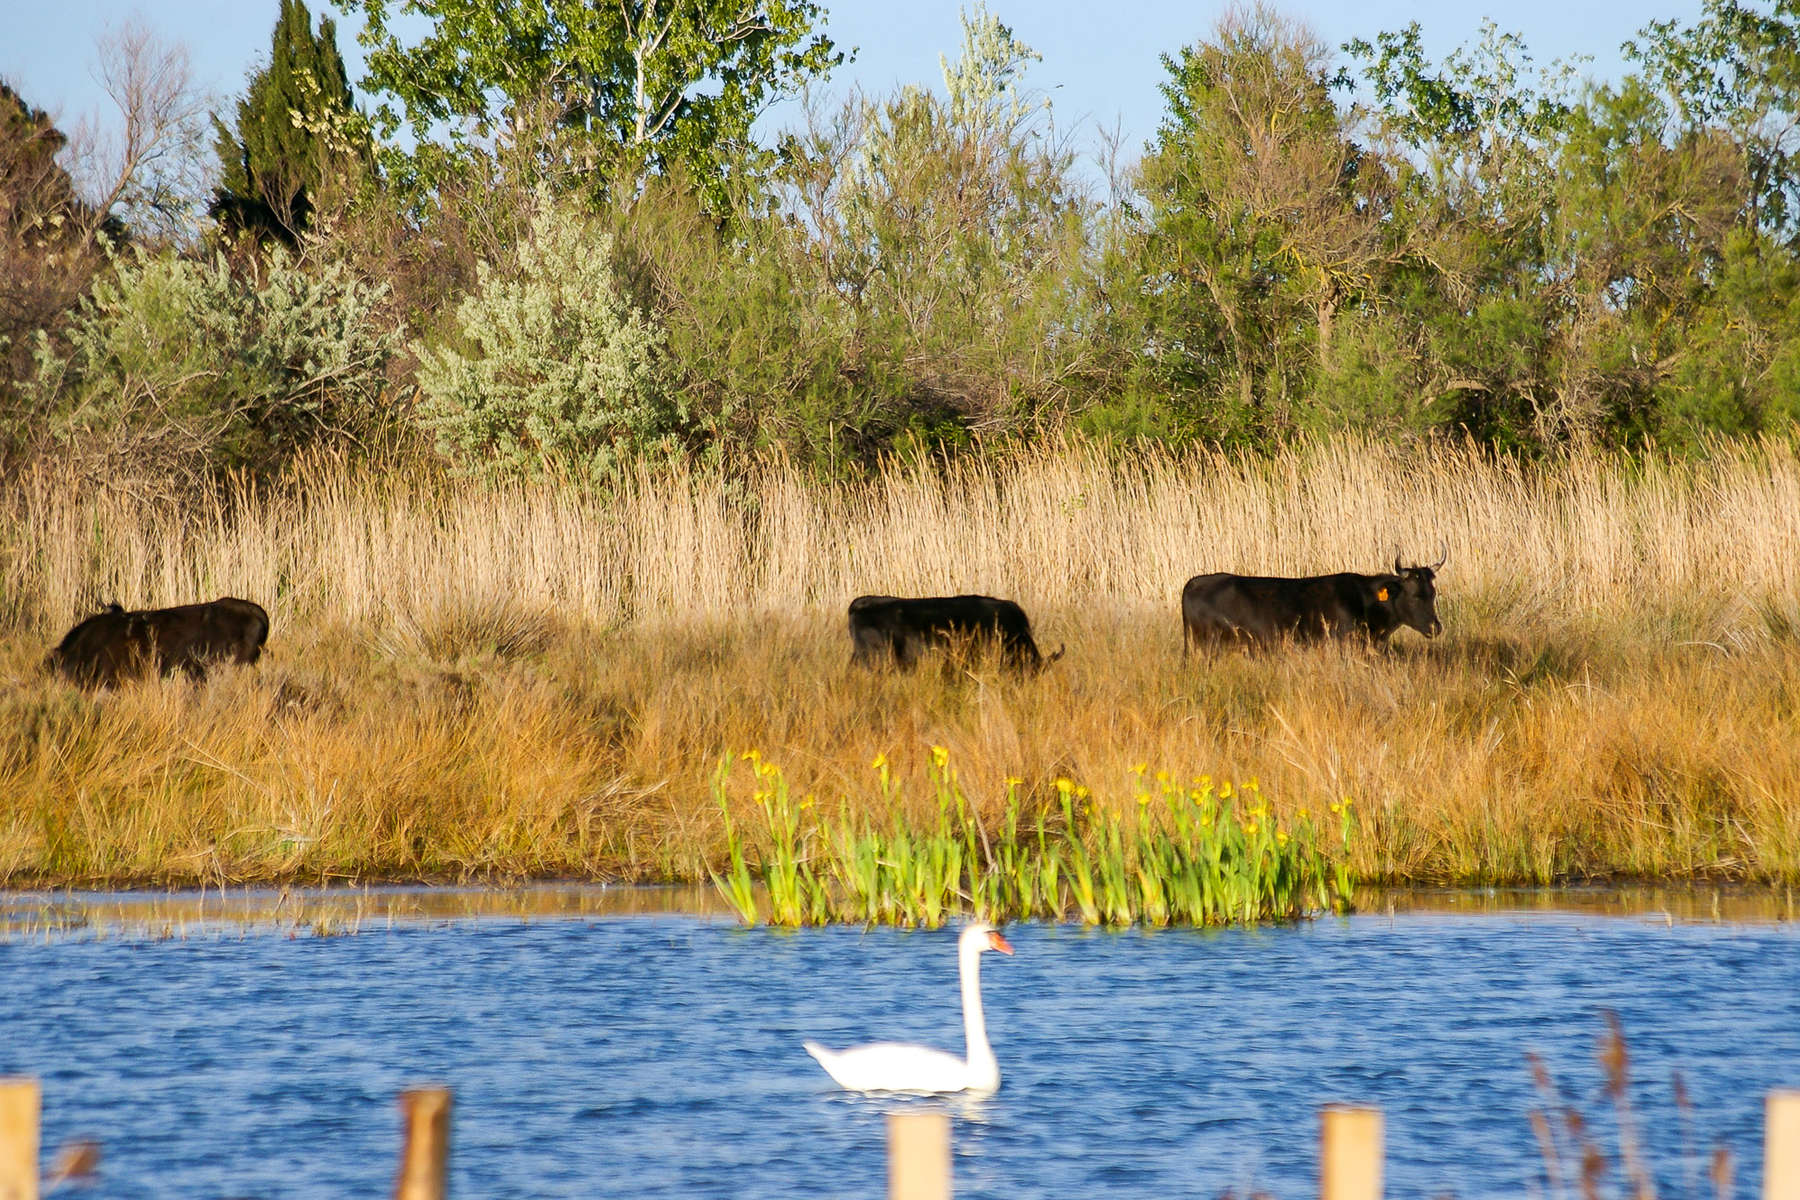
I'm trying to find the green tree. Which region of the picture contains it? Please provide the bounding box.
[1127,4,1374,438]
[26,243,398,480]
[1548,77,1746,441]
[1,81,108,439]
[1344,21,1584,447]
[769,2,1090,456]
[344,0,842,212]
[2,81,85,236]
[1607,0,1800,444]
[212,0,369,244]
[1626,0,1800,242]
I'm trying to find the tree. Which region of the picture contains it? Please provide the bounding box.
[1549,78,1744,433]
[1343,21,1586,446]
[343,0,842,211]
[769,3,1090,453]
[1345,19,1579,295]
[212,0,369,245]
[3,24,213,455]
[1,82,85,236]
[26,244,399,484]
[1,81,106,416]
[76,20,215,245]
[1626,0,1800,243]
[1130,4,1374,434]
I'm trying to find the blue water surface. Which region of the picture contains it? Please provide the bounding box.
[2,909,1796,1198]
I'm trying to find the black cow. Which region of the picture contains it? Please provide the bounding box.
[848,594,1062,672]
[1181,551,1445,651]
[46,597,271,688]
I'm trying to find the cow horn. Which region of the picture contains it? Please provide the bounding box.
[1431,541,1448,571]
[1392,548,1403,575]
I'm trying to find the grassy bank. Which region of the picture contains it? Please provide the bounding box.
[3,437,1800,893]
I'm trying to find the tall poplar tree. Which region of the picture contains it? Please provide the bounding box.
[211,0,368,244]
[346,0,842,212]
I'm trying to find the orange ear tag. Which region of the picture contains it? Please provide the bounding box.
[1376,587,1390,601]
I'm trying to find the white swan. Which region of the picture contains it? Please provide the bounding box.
[804,923,1015,1093]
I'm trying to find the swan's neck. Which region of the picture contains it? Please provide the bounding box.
[959,942,995,1078]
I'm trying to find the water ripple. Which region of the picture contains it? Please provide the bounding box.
[0,913,1795,1198]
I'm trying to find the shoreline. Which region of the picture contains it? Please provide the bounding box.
[4,880,1794,933]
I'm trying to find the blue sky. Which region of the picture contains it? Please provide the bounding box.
[5,0,1707,166]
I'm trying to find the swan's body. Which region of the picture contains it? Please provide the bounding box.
[804,923,1014,1094]
[804,1041,993,1094]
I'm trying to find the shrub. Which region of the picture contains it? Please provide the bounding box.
[414,190,674,480]
[26,242,397,479]
[604,176,861,465]
[1305,311,1438,440]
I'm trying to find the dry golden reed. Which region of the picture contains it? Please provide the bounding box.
[3,435,1799,887]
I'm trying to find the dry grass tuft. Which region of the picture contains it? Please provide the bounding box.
[4,436,1799,886]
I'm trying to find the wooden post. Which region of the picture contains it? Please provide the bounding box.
[394,1087,452,1200]
[1321,1105,1382,1200]
[888,1111,951,1200]
[1768,1090,1800,1200]
[0,1078,39,1200]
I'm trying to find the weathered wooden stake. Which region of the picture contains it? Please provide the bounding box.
[394,1087,452,1200]
[888,1110,951,1200]
[1321,1105,1382,1200]
[0,1078,40,1200]
[1767,1090,1800,1200]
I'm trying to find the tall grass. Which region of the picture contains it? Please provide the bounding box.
[3,436,1799,889]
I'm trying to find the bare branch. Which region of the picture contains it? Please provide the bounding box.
[74,17,215,244]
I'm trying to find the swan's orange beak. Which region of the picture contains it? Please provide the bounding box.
[987,930,1014,955]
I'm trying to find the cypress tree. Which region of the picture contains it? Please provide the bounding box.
[211,0,367,245]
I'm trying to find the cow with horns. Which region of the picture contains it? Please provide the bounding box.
[1181,548,1446,651]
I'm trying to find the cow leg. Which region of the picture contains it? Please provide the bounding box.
[894,633,920,671]
[850,630,880,668]
[1183,624,1237,655]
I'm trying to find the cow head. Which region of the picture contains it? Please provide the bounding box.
[1388,545,1446,638]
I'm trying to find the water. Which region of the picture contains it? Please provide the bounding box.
[2,895,1796,1198]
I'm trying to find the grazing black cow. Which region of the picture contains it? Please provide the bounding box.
[46,597,271,688]
[1181,551,1445,651]
[848,594,1063,672]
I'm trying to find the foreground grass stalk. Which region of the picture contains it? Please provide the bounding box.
[708,755,757,925]
[712,749,1357,927]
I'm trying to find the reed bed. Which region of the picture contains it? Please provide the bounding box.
[3,436,1799,893]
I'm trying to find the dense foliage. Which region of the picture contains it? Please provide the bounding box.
[712,750,1356,927]
[415,191,673,478]
[210,0,370,245]
[345,0,842,211]
[22,245,397,482]
[0,81,108,425]
[4,0,1800,487]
